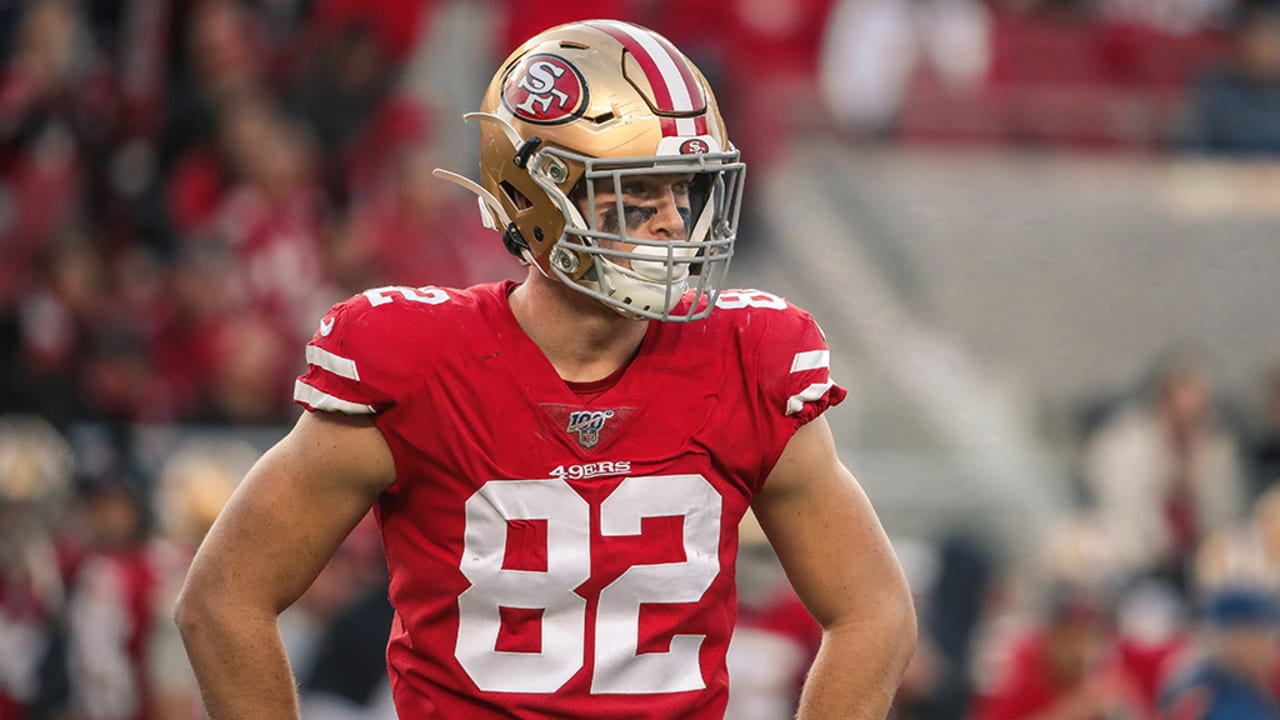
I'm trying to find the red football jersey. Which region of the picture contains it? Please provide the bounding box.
[293,280,845,719]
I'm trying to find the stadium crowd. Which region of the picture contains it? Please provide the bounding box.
[2,0,1280,718]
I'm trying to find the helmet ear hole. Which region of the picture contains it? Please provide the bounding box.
[501,181,533,210]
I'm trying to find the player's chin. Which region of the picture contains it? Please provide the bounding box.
[598,237,689,270]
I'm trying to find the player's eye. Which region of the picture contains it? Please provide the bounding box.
[620,181,652,198]
[623,205,658,230]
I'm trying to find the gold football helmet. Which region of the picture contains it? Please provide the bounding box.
[0,415,73,528]
[436,19,745,321]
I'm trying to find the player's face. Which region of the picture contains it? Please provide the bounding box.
[581,173,694,244]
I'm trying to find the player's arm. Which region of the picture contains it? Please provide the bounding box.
[752,414,916,720]
[173,410,395,720]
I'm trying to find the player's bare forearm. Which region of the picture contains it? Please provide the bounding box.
[795,608,917,719]
[174,601,300,719]
[175,411,395,719]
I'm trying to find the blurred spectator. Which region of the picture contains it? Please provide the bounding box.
[332,146,517,293]
[65,436,253,720]
[155,0,287,257]
[970,584,1147,720]
[159,0,269,184]
[1157,586,1280,718]
[136,242,234,422]
[1194,484,1280,592]
[105,0,172,141]
[64,475,151,720]
[14,232,104,423]
[912,534,995,720]
[0,0,115,311]
[144,238,301,425]
[496,0,633,57]
[1180,2,1280,155]
[204,312,298,425]
[1112,579,1192,714]
[723,509,821,720]
[820,0,992,137]
[291,5,432,207]
[146,437,254,719]
[887,537,947,720]
[203,94,338,352]
[969,512,1180,719]
[299,576,396,720]
[303,0,431,67]
[0,416,75,718]
[281,513,387,697]
[1083,352,1247,588]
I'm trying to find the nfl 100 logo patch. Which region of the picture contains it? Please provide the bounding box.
[566,410,615,448]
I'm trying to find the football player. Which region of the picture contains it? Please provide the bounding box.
[0,415,74,718]
[176,19,915,719]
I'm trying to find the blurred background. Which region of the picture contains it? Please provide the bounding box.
[1,0,1279,718]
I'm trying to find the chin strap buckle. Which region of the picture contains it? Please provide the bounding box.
[502,223,529,259]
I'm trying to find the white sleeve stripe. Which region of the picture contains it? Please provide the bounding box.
[293,380,374,414]
[790,350,830,373]
[786,381,835,416]
[306,344,360,381]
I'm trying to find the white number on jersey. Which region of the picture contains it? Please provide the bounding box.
[714,289,786,310]
[456,474,723,695]
[457,479,589,692]
[362,285,451,307]
[592,474,720,693]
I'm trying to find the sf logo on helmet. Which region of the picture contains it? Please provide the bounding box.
[680,138,711,155]
[503,54,589,124]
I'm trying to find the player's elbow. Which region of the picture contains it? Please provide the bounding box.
[827,579,919,677]
[172,578,218,646]
[173,571,249,647]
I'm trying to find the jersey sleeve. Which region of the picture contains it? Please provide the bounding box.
[750,299,848,475]
[293,293,401,416]
[757,304,847,428]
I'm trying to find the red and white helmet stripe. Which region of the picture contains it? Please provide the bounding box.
[588,20,709,137]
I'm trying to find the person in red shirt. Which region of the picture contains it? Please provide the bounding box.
[974,587,1147,720]
[175,20,916,719]
[726,510,822,720]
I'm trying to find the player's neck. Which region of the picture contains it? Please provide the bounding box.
[508,271,650,383]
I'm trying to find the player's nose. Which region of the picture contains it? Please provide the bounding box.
[650,188,687,239]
